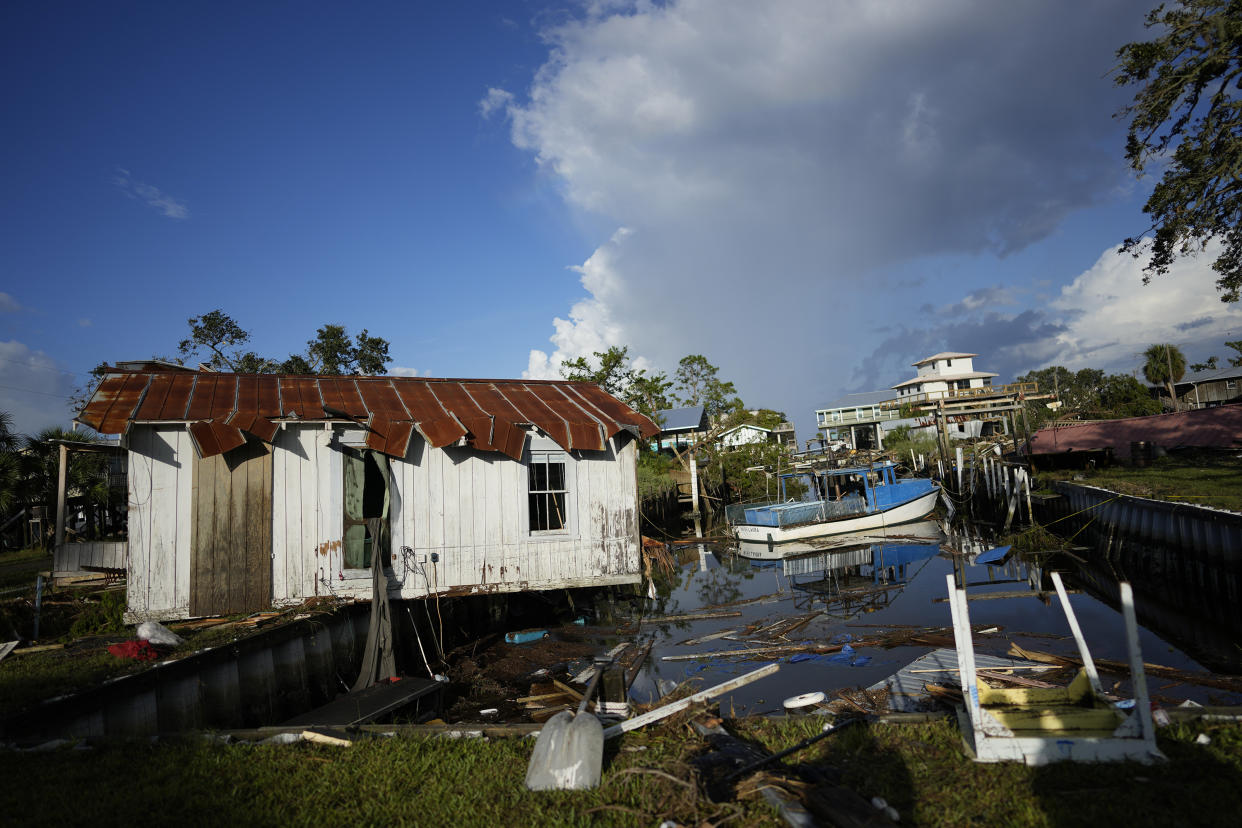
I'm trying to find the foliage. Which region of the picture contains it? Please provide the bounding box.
[882,425,938,460]
[1229,339,1242,366]
[715,440,793,503]
[176,309,392,376]
[1016,365,1162,426]
[673,355,742,420]
[1141,343,1187,401]
[1190,355,1219,371]
[560,345,673,422]
[1114,1,1242,301]
[722,407,787,431]
[1100,373,1163,417]
[636,451,678,500]
[18,428,109,542]
[68,590,127,638]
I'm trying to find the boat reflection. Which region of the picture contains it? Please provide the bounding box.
[737,522,943,617]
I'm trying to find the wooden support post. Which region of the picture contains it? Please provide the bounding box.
[54,442,68,550]
[955,447,963,496]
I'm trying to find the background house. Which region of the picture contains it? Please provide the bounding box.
[1166,365,1242,409]
[651,405,707,453]
[72,368,658,621]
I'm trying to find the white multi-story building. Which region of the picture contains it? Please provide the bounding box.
[892,352,997,401]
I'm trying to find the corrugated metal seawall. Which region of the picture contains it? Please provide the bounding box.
[1,604,373,742]
[1047,481,1242,562]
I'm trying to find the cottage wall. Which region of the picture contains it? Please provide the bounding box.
[124,423,640,620]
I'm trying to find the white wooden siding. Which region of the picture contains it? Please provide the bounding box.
[123,423,641,618]
[125,426,193,620]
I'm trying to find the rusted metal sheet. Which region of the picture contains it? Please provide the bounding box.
[569,383,659,439]
[391,381,468,448]
[526,384,606,451]
[496,384,570,449]
[463,383,529,459]
[79,370,654,459]
[80,373,149,435]
[426,382,498,453]
[188,419,246,458]
[279,376,323,419]
[225,374,279,442]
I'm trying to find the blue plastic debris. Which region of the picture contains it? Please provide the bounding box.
[975,545,1012,565]
[504,629,549,644]
[831,633,853,645]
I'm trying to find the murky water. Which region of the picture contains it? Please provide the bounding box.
[628,519,1240,716]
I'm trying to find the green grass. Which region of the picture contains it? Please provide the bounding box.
[0,546,52,592]
[1038,450,1242,511]
[2,716,1239,826]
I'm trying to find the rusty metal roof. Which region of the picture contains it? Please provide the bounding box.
[79,370,659,460]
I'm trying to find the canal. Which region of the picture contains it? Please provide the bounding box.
[627,517,1242,715]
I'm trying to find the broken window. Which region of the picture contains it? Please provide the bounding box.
[343,448,390,569]
[529,453,568,533]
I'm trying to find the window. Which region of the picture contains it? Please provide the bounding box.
[946,359,952,367]
[1228,380,1238,391]
[529,453,569,532]
[343,448,389,569]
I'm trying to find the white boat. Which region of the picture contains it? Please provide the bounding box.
[728,461,940,546]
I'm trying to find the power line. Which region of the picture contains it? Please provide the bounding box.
[0,382,74,400]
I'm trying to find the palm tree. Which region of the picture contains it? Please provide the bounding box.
[19,428,105,544]
[1142,344,1187,407]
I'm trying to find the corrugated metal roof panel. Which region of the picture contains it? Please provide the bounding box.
[526,384,604,451]
[79,371,655,460]
[391,382,467,448]
[81,373,149,435]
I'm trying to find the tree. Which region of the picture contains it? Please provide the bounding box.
[176,310,392,376]
[560,346,672,422]
[673,355,742,420]
[1141,343,1187,402]
[179,309,253,370]
[1190,355,1220,371]
[1099,374,1164,418]
[1114,2,1242,301]
[1227,339,1242,366]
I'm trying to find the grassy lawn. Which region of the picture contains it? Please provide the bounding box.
[0,546,52,593]
[2,715,1239,826]
[1037,450,1242,512]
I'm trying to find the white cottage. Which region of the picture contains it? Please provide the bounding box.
[75,367,658,621]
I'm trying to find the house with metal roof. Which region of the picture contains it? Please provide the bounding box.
[650,405,707,453]
[1162,365,1242,409]
[70,366,658,621]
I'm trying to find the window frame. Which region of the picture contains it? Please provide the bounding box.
[527,450,573,536]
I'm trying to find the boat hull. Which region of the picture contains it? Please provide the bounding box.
[734,488,940,545]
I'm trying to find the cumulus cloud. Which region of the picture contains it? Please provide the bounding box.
[497,0,1155,434]
[478,87,515,120]
[389,365,432,378]
[526,228,634,380]
[0,340,77,435]
[853,245,1242,391]
[114,167,189,219]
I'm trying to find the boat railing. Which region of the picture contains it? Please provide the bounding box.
[729,495,868,528]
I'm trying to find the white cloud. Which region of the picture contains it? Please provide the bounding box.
[77,318,92,328]
[389,365,432,377]
[1043,243,1242,372]
[114,167,189,219]
[478,87,515,120]
[497,0,1155,434]
[0,341,77,436]
[525,228,634,380]
[0,293,21,313]
[852,245,1242,394]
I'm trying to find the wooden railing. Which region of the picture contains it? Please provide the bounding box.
[878,381,1039,409]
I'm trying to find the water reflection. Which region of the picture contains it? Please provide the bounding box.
[631,517,1239,716]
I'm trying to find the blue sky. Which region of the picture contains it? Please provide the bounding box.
[4,1,1242,442]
